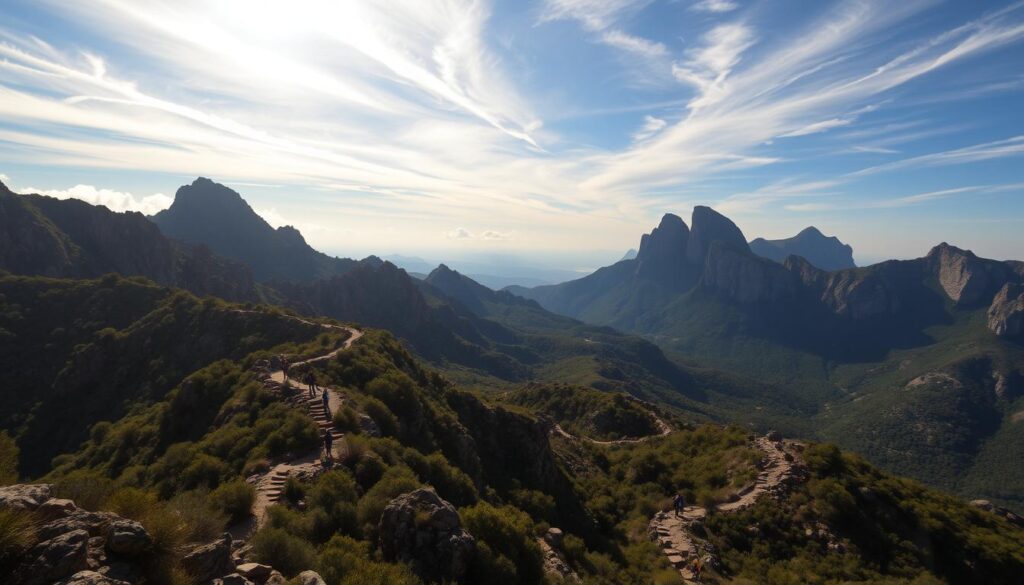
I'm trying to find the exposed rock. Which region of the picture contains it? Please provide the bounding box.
[180,533,235,585]
[38,510,118,541]
[929,243,1007,306]
[297,570,327,585]
[750,226,856,271]
[687,205,749,265]
[265,570,287,585]
[0,483,53,510]
[19,528,90,585]
[105,518,152,556]
[37,498,78,521]
[700,242,798,304]
[814,267,901,320]
[544,527,564,547]
[378,488,475,583]
[988,283,1024,338]
[236,562,273,582]
[54,570,130,585]
[634,213,694,290]
[970,499,1024,527]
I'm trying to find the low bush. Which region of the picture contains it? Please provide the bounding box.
[252,527,318,577]
[210,479,255,523]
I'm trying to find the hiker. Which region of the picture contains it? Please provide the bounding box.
[281,357,290,385]
[322,387,330,413]
[691,557,703,582]
[673,492,685,517]
[304,371,317,397]
[322,430,334,464]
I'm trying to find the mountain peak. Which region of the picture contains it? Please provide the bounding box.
[634,212,692,289]
[687,206,749,264]
[796,226,825,238]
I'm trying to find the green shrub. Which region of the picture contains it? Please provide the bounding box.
[333,406,361,434]
[53,469,115,510]
[0,508,36,564]
[210,479,255,523]
[362,398,398,437]
[252,527,318,577]
[0,432,18,485]
[461,502,544,585]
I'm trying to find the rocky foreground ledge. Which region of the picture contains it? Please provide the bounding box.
[0,484,328,585]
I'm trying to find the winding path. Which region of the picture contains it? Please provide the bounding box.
[649,436,804,583]
[230,318,364,538]
[549,398,673,445]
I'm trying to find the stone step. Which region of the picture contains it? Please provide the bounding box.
[667,555,686,566]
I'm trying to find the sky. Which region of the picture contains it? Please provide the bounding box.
[1,0,1023,270]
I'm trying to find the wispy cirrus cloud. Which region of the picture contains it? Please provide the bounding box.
[691,0,739,13]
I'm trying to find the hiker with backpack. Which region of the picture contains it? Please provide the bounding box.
[323,430,334,464]
[673,492,686,517]
[322,387,330,414]
[304,370,317,397]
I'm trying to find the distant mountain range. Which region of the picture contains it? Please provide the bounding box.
[508,206,1024,511]
[0,177,784,418]
[750,226,856,271]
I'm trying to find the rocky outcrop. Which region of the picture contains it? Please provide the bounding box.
[297,570,327,585]
[988,283,1024,338]
[635,213,694,290]
[0,484,158,585]
[928,243,1010,306]
[687,206,749,265]
[750,226,856,271]
[181,533,236,584]
[699,241,798,304]
[378,488,475,583]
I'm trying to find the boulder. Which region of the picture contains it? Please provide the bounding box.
[378,488,475,583]
[180,533,234,584]
[265,570,287,585]
[37,498,78,521]
[236,562,273,582]
[38,510,119,541]
[54,570,130,585]
[0,483,53,510]
[20,528,90,585]
[988,283,1024,338]
[105,518,153,556]
[297,570,327,585]
[544,527,564,547]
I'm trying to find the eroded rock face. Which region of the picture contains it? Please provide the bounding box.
[700,242,798,304]
[19,529,91,585]
[181,533,235,585]
[929,243,1007,306]
[635,213,694,290]
[988,283,1024,338]
[0,483,53,510]
[105,518,153,556]
[378,488,475,583]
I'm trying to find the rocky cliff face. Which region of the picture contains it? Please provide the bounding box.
[378,488,475,583]
[700,241,799,304]
[152,178,357,283]
[988,283,1024,338]
[750,226,856,271]
[634,213,694,290]
[928,243,1011,306]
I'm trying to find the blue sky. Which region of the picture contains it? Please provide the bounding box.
[1,0,1023,268]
